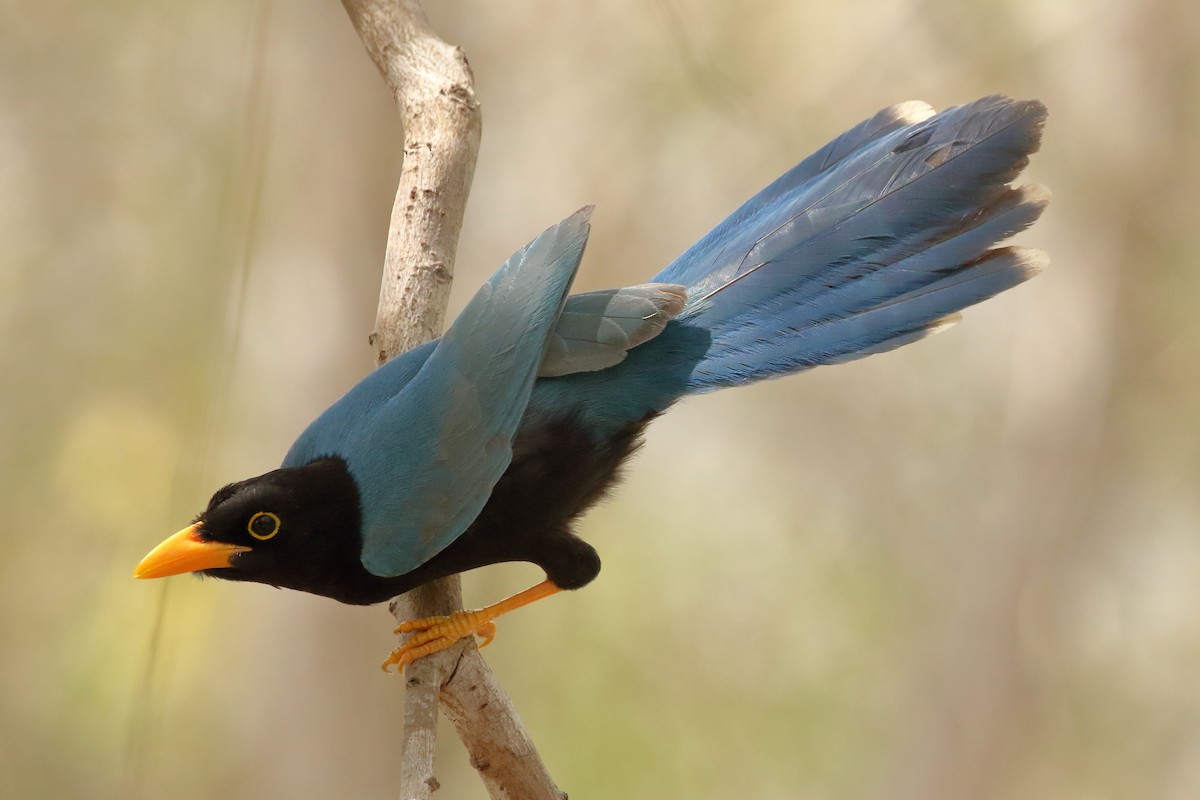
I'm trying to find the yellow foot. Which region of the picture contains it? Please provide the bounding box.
[381,610,498,673]
[380,579,564,673]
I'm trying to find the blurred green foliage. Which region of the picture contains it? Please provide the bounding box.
[2,0,1199,798]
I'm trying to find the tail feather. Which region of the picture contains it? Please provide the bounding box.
[659,101,939,292]
[692,246,1046,384]
[651,95,1049,392]
[715,184,1049,344]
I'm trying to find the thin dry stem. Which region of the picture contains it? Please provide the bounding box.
[340,2,563,798]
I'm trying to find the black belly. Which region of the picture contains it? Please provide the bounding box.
[374,411,657,599]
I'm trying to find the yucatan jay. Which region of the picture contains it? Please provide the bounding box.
[136,96,1049,671]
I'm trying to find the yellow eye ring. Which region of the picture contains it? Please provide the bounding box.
[248,511,281,540]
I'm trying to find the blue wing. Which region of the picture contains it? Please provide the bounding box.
[287,208,592,578]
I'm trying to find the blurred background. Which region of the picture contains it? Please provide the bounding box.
[3,0,1198,797]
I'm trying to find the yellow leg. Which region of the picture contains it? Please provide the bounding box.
[381,580,562,672]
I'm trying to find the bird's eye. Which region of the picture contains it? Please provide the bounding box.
[248,511,281,540]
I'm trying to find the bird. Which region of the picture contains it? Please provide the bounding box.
[135,95,1049,671]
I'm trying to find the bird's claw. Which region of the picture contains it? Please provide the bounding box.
[381,610,499,672]
[380,580,561,672]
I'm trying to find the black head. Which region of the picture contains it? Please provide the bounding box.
[135,457,397,605]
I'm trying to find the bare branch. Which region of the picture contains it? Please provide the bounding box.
[341,0,479,358]
[339,2,563,798]
[441,655,567,799]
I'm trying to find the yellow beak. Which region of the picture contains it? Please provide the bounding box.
[133,523,251,579]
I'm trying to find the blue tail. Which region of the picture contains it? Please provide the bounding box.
[652,95,1049,393]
